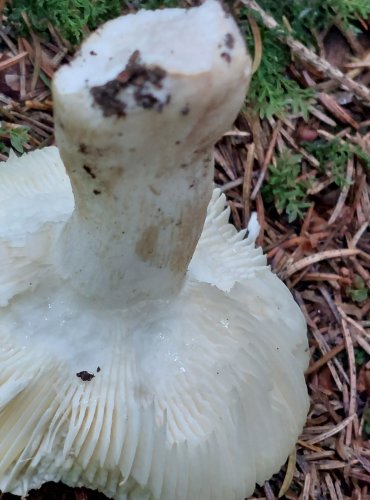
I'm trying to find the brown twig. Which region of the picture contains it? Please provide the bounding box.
[243,142,255,225]
[251,121,281,200]
[282,249,361,279]
[241,0,370,103]
[328,158,354,225]
[306,342,346,376]
[0,51,28,71]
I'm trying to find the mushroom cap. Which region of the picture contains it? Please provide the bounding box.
[0,1,309,498]
[0,147,308,499]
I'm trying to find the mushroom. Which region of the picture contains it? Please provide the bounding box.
[0,1,309,499]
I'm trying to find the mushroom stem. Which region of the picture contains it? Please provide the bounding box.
[53,133,214,305]
[52,0,251,306]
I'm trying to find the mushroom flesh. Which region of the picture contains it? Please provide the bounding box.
[0,1,309,499]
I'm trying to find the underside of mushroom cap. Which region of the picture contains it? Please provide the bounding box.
[0,1,309,498]
[0,145,308,499]
[0,147,72,307]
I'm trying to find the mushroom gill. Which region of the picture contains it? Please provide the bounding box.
[0,1,309,499]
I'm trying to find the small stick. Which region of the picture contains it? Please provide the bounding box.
[0,0,6,16]
[255,192,265,247]
[301,472,311,500]
[337,307,357,446]
[349,221,369,248]
[278,448,296,497]
[306,415,355,445]
[328,158,354,225]
[325,473,339,500]
[0,51,28,71]
[18,39,27,100]
[283,249,361,279]
[241,0,370,103]
[251,121,281,200]
[305,342,345,376]
[243,142,255,225]
[263,481,276,500]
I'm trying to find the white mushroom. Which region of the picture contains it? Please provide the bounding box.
[0,1,309,499]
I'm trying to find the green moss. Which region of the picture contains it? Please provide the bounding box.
[239,0,370,118]
[244,0,370,45]
[355,347,370,366]
[8,0,370,47]
[5,0,189,44]
[262,151,312,222]
[305,138,370,187]
[243,24,314,119]
[7,0,124,44]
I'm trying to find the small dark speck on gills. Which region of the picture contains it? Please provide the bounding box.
[76,371,95,382]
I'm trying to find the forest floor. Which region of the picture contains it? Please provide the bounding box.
[0,1,369,499]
